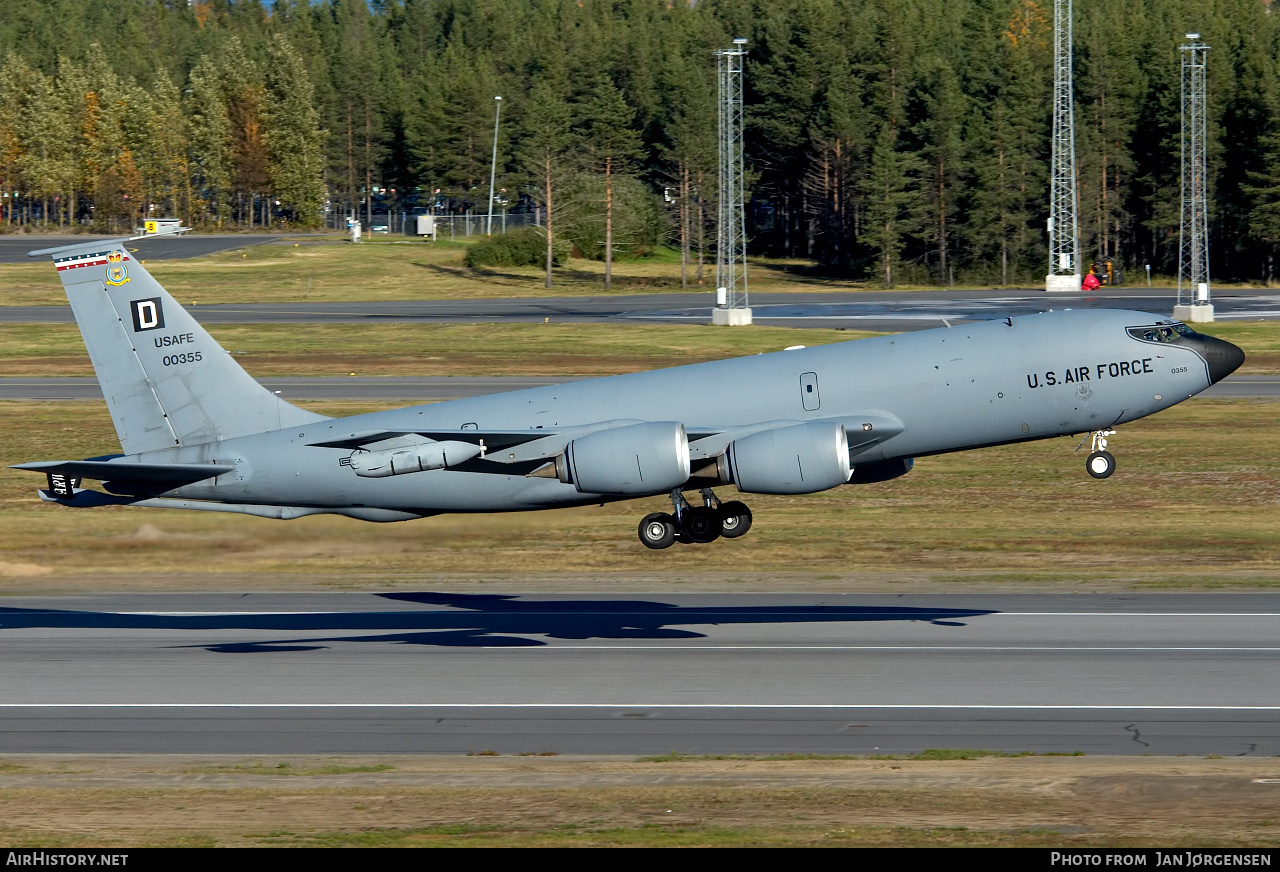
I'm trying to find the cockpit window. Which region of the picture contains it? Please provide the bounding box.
[1128,321,1196,343]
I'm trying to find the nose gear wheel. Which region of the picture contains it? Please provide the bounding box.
[1087,450,1116,479]
[1079,429,1118,479]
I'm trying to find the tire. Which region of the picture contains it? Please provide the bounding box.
[1086,450,1116,479]
[681,506,723,543]
[638,512,676,549]
[718,500,753,539]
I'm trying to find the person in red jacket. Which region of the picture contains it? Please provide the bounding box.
[1082,270,1101,291]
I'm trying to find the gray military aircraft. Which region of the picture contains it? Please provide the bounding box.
[14,234,1245,549]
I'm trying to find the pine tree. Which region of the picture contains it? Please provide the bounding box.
[17,68,66,226]
[188,54,233,227]
[965,2,1049,284]
[863,120,925,287]
[265,36,326,227]
[0,53,34,225]
[520,72,573,286]
[914,59,968,284]
[661,41,718,287]
[219,39,270,227]
[579,76,644,289]
[138,70,191,226]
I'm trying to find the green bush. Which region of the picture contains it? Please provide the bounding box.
[464,227,566,269]
[557,172,672,260]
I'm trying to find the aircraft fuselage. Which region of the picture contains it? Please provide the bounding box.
[136,308,1227,514]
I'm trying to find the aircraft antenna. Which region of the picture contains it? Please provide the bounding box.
[1174,34,1214,323]
[713,38,752,326]
[1046,0,1081,293]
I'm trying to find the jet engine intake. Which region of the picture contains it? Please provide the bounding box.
[560,421,690,495]
[726,421,851,494]
[349,440,482,477]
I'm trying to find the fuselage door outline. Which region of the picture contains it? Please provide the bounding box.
[800,372,820,412]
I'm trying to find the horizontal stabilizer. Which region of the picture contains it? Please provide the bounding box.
[36,488,425,522]
[26,226,190,258]
[14,460,231,484]
[37,488,133,507]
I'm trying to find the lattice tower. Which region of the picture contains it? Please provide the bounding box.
[1048,0,1081,279]
[1179,37,1210,304]
[716,40,749,310]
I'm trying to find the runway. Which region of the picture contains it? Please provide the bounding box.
[0,374,1272,401]
[5,287,1280,332]
[1,592,1276,755]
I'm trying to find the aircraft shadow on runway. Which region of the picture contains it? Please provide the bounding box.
[0,593,996,654]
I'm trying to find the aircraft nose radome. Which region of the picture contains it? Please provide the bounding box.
[1202,335,1246,384]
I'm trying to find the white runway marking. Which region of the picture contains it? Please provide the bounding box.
[24,610,1280,618]
[309,645,1280,652]
[0,703,1277,710]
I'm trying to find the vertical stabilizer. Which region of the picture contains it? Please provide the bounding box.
[32,239,326,455]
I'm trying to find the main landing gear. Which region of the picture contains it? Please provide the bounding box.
[637,489,753,550]
[1084,428,1117,479]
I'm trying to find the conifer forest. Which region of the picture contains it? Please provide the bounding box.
[2,0,1280,285]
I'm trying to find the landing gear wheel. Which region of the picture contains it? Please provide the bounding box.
[681,506,723,543]
[1086,450,1116,479]
[638,512,677,549]
[717,501,753,539]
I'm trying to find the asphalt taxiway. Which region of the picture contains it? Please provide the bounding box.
[0,592,1276,756]
[0,234,284,263]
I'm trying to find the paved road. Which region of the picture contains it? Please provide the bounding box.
[0,374,1271,402]
[5,287,1280,332]
[0,592,1276,755]
[0,234,284,263]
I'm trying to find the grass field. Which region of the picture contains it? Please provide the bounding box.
[0,237,905,306]
[0,322,876,377]
[1,244,1278,588]
[2,396,1276,588]
[0,754,1274,847]
[7,234,1265,305]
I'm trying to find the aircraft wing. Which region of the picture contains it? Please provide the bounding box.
[305,422,726,465]
[305,429,555,452]
[303,415,901,467]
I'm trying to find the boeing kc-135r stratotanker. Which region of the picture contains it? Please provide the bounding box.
[13,232,1245,549]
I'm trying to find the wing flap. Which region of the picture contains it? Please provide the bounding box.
[306,429,547,451]
[306,420,709,463]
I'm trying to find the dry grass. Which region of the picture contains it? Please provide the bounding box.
[0,755,1275,847]
[2,397,1278,590]
[0,238,895,306]
[0,322,876,377]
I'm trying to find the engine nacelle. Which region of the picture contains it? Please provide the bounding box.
[349,440,482,477]
[725,421,850,494]
[847,457,913,484]
[559,421,690,495]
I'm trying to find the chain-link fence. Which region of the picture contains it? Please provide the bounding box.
[325,211,539,237]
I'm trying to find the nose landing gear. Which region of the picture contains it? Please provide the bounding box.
[1084,429,1117,479]
[636,489,754,549]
